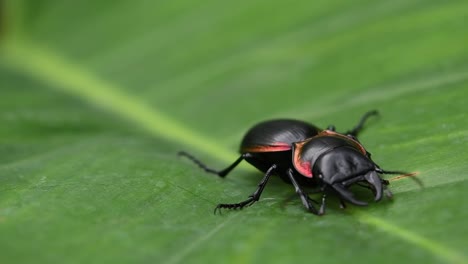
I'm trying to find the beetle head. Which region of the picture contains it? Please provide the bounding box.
[314,146,384,206]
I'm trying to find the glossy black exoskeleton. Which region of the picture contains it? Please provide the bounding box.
[179,111,413,215]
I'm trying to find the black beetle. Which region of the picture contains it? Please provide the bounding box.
[179,111,415,215]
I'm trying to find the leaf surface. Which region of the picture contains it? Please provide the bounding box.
[0,1,467,263]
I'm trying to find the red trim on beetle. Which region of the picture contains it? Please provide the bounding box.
[320,130,367,155]
[292,141,313,178]
[241,142,291,153]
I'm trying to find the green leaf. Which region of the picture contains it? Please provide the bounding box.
[1,1,467,264]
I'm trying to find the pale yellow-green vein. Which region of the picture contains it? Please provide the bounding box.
[1,39,237,163]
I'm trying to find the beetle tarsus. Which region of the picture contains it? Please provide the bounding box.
[214,198,256,214]
[214,164,276,213]
[178,151,219,175]
[178,151,249,178]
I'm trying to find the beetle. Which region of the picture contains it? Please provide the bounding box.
[179,110,415,215]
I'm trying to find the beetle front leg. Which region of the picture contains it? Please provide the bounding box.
[215,164,277,213]
[286,169,323,215]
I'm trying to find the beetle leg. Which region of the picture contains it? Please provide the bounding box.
[345,110,379,137]
[318,193,326,215]
[178,151,251,178]
[214,164,277,213]
[286,169,322,215]
[339,199,347,209]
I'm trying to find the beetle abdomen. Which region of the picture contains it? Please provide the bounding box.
[240,119,320,153]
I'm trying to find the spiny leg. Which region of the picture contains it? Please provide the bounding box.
[345,110,379,137]
[215,164,277,213]
[286,169,325,215]
[178,151,250,178]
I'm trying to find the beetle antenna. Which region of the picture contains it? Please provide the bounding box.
[376,169,423,188]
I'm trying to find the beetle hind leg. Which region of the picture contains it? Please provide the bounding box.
[214,164,277,213]
[345,110,379,137]
[178,151,250,178]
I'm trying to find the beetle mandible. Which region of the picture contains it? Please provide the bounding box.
[179,110,412,215]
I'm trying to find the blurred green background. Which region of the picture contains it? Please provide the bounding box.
[0,1,467,263]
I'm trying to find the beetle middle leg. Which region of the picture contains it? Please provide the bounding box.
[215,164,277,213]
[178,152,251,178]
[286,169,325,215]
